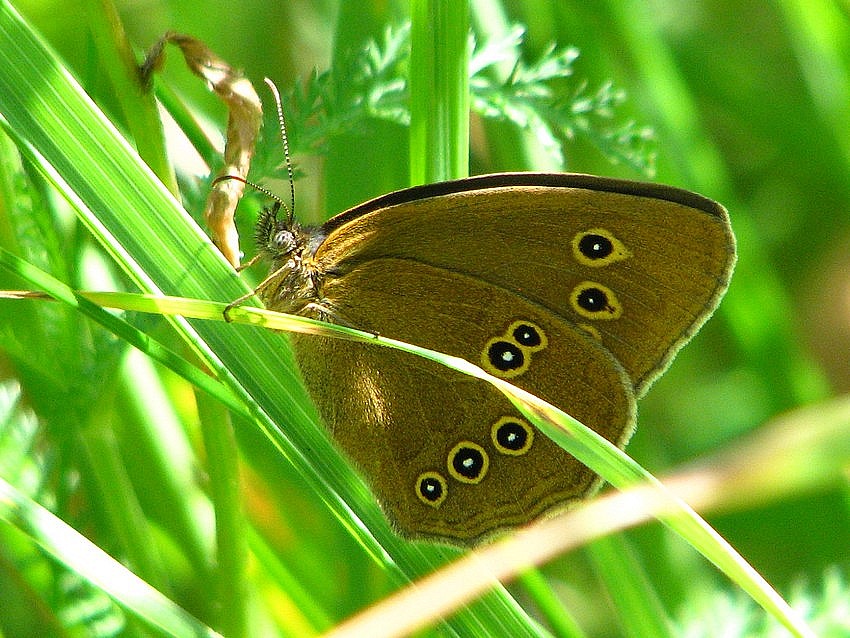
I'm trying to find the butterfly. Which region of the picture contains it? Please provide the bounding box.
[237,171,735,544]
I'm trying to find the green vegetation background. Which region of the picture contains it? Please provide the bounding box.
[1,0,848,637]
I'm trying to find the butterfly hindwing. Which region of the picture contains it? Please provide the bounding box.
[291,258,635,542]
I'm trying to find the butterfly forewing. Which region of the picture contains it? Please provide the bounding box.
[314,174,735,396]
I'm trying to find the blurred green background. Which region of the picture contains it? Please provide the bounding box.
[1,0,849,636]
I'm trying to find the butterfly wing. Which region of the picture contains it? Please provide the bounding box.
[291,258,635,543]
[278,172,734,543]
[314,173,735,396]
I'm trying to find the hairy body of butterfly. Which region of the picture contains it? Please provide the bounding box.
[254,172,735,545]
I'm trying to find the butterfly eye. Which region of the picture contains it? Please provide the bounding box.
[271,229,298,254]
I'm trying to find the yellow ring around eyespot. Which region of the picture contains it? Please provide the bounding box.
[506,320,548,352]
[491,416,534,456]
[571,227,632,267]
[569,281,623,320]
[415,471,448,508]
[577,322,602,341]
[481,337,530,379]
[447,441,489,484]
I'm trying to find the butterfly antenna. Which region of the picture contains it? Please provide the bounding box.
[263,77,296,226]
[210,174,287,211]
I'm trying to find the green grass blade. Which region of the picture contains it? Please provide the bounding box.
[409,0,470,182]
[0,248,247,416]
[0,477,222,638]
[586,536,673,638]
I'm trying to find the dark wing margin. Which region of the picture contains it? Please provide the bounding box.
[321,172,728,233]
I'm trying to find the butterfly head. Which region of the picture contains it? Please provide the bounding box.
[254,199,307,262]
[248,196,331,317]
